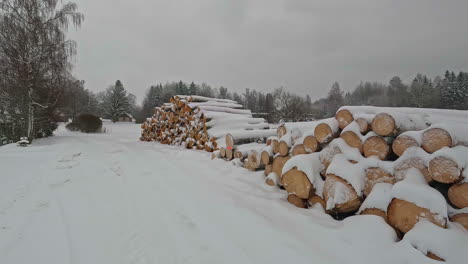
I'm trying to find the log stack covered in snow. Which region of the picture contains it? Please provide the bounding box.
[271,106,468,241]
[140,95,274,153]
[142,101,468,251]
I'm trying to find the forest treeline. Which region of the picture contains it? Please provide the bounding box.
[56,70,468,126]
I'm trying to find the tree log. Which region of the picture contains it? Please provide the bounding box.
[291,144,307,156]
[272,155,291,178]
[225,148,234,161]
[303,135,319,153]
[421,128,452,154]
[272,139,279,154]
[314,123,338,144]
[428,157,461,184]
[264,164,272,176]
[450,213,468,230]
[281,168,313,199]
[323,174,362,213]
[277,125,287,138]
[261,149,273,165]
[394,157,432,182]
[364,167,395,197]
[448,182,468,209]
[387,198,446,233]
[392,135,419,157]
[360,208,387,221]
[363,136,390,160]
[265,172,278,186]
[287,194,308,209]
[426,252,445,262]
[371,113,396,137]
[278,141,290,156]
[247,150,263,170]
[335,109,354,129]
[308,195,326,209]
[219,147,226,158]
[355,118,370,134]
[340,131,362,152]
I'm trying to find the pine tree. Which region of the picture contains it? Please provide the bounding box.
[189,82,198,95]
[326,82,344,116]
[103,80,130,122]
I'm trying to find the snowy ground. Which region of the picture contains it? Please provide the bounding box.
[0,123,454,264]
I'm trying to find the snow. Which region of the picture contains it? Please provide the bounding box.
[326,154,366,196]
[391,169,448,222]
[0,123,466,264]
[177,95,238,104]
[358,183,393,213]
[402,220,468,263]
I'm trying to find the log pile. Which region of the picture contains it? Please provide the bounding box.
[140,95,273,152]
[142,101,468,255]
[270,106,468,247]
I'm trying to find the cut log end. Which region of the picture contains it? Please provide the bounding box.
[277,126,287,138]
[314,123,335,144]
[266,178,276,186]
[421,128,452,154]
[281,168,313,199]
[272,156,291,180]
[363,136,389,160]
[303,135,318,153]
[394,157,432,183]
[291,144,307,156]
[448,182,468,209]
[371,113,396,137]
[450,213,468,230]
[335,109,354,129]
[278,141,290,156]
[428,157,461,184]
[355,118,369,134]
[261,151,273,165]
[392,135,419,157]
[323,174,362,214]
[264,164,272,176]
[225,133,234,148]
[340,131,363,152]
[387,198,446,234]
[364,167,395,197]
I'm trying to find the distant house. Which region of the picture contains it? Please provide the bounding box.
[118,113,134,122]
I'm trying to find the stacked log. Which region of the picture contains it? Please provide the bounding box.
[263,106,468,239]
[143,101,468,243]
[141,95,275,153]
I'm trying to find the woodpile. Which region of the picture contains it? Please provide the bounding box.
[140,95,274,153]
[142,102,468,246]
[269,106,468,239]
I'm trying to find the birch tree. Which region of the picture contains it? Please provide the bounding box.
[0,0,83,141]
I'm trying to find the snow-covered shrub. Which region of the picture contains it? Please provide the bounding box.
[66,114,103,133]
[16,137,29,147]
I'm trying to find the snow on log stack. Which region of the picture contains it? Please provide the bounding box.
[267,106,468,255]
[142,102,468,253]
[140,95,273,152]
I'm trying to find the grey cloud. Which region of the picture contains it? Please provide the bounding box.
[70,0,468,101]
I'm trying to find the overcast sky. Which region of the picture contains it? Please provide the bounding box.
[69,0,468,102]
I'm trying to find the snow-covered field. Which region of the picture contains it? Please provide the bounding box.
[0,123,463,264]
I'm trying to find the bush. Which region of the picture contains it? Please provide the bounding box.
[66,114,103,133]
